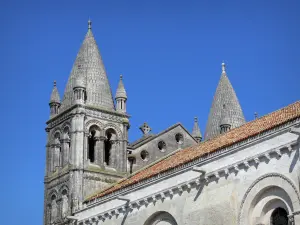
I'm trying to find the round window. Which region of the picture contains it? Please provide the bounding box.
[140,150,149,161]
[158,141,166,152]
[175,133,184,144]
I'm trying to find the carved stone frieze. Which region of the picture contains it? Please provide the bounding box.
[85,109,124,123]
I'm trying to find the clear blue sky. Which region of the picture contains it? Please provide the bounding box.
[0,1,299,224]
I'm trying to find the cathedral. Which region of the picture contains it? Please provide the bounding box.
[44,20,300,225]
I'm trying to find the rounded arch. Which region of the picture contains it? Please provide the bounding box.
[48,189,58,202]
[62,126,70,140]
[85,119,104,133]
[61,121,71,132]
[51,127,62,140]
[53,131,61,145]
[238,173,300,225]
[59,184,69,196]
[103,123,122,139]
[89,124,101,137]
[144,211,178,225]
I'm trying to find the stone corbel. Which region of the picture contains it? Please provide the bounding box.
[91,217,98,223]
[243,161,250,169]
[177,186,183,193]
[223,168,229,175]
[151,195,157,203]
[253,157,260,165]
[233,165,239,172]
[264,152,271,161]
[168,190,174,197]
[159,192,166,200]
[194,179,201,186]
[186,183,192,190]
[275,149,282,157]
[214,172,220,179]
[104,212,111,219]
[288,145,293,153]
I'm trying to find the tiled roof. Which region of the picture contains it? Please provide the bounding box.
[86,101,300,202]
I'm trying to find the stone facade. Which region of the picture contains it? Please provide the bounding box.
[44,20,300,225]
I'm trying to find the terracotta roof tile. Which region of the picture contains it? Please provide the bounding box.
[86,101,300,202]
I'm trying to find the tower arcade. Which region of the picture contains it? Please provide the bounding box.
[44,20,130,225]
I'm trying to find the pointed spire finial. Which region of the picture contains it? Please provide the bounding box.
[53,80,57,87]
[120,74,123,80]
[192,117,202,142]
[88,19,92,30]
[222,62,226,73]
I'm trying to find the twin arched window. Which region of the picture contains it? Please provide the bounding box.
[88,126,117,166]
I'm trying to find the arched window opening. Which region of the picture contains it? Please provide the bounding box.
[104,128,117,166]
[175,133,184,144]
[271,207,288,225]
[88,130,96,163]
[141,150,149,161]
[121,100,123,109]
[158,140,166,152]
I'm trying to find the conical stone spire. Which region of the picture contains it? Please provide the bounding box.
[204,63,245,140]
[60,20,115,111]
[50,80,60,103]
[192,117,202,142]
[115,75,127,99]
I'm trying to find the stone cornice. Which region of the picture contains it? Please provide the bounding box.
[83,119,300,208]
[85,105,130,118]
[78,138,298,224]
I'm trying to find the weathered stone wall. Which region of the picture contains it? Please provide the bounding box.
[131,125,196,172]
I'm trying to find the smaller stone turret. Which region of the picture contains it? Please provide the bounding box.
[220,104,231,134]
[115,75,127,113]
[73,77,86,105]
[192,117,202,142]
[49,80,61,116]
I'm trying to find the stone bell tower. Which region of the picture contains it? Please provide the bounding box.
[44,20,130,225]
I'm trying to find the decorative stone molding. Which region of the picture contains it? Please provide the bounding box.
[238,173,300,225]
[103,123,123,139]
[85,109,124,123]
[85,119,104,132]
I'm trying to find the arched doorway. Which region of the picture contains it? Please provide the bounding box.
[238,173,300,225]
[144,211,178,225]
[270,207,288,225]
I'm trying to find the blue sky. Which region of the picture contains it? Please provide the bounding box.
[0,1,299,224]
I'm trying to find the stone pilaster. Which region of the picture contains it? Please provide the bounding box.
[70,109,85,210]
[61,138,70,167]
[94,136,106,167]
[52,144,61,171]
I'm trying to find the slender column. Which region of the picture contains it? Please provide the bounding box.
[83,132,89,166]
[110,140,117,168]
[51,144,61,171]
[61,138,70,167]
[94,136,105,167]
